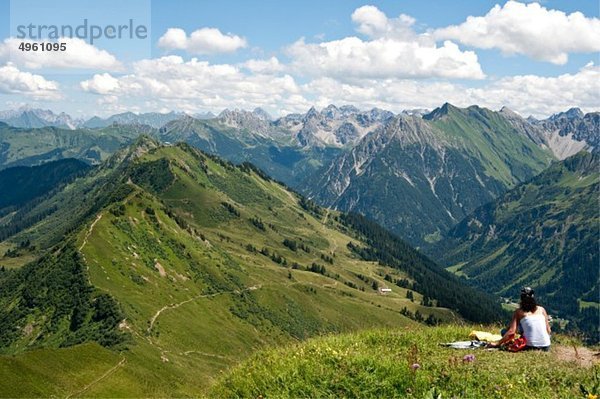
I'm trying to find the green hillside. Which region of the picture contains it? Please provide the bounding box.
[212,326,598,399]
[0,123,149,169]
[0,138,502,396]
[0,140,143,254]
[425,104,553,187]
[432,151,599,341]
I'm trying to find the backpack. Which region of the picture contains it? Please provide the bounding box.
[506,336,527,352]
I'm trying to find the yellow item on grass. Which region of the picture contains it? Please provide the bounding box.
[468,330,502,342]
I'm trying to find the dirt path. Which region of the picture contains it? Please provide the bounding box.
[147,285,262,332]
[319,207,340,254]
[554,345,600,368]
[78,214,103,286]
[79,214,103,252]
[322,207,331,224]
[65,356,126,398]
[182,350,231,360]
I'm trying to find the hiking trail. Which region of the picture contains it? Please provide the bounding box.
[65,356,125,398]
[147,285,262,332]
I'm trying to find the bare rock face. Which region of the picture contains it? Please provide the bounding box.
[0,106,84,129]
[536,110,599,154]
[275,105,394,148]
[499,106,588,160]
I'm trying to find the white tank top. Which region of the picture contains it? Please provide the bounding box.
[520,313,551,347]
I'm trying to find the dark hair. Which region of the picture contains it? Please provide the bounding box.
[520,287,537,312]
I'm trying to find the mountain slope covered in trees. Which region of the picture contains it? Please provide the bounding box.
[432,151,599,341]
[0,158,90,210]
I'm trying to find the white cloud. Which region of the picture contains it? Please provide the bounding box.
[351,5,416,40]
[158,27,247,55]
[467,62,600,117]
[79,54,599,119]
[286,6,484,80]
[80,73,120,94]
[287,37,484,80]
[240,57,284,74]
[0,63,60,99]
[302,63,600,118]
[434,1,600,64]
[80,56,308,115]
[73,4,597,119]
[0,38,122,70]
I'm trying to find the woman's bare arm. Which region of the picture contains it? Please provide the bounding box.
[541,307,551,334]
[490,310,520,347]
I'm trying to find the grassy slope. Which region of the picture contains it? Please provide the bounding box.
[428,105,554,187]
[0,124,147,169]
[0,137,154,266]
[0,343,121,398]
[0,143,457,396]
[211,326,598,399]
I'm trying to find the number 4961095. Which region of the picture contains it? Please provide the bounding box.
[18,42,67,51]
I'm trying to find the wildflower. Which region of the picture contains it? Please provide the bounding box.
[410,363,420,371]
[587,394,598,399]
[463,354,476,363]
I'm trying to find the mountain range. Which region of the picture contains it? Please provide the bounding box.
[1,104,597,247]
[0,107,83,130]
[0,122,152,170]
[304,103,587,245]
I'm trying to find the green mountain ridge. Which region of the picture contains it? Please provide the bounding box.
[0,123,153,170]
[0,138,502,396]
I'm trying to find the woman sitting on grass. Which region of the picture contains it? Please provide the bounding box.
[489,287,551,351]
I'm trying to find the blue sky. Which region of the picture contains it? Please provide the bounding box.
[0,0,598,118]
[149,0,596,76]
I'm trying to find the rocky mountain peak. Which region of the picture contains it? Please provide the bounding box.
[217,108,274,137]
[549,107,584,121]
[305,106,320,120]
[321,104,339,119]
[252,107,272,121]
[499,106,520,118]
[423,102,457,121]
[252,107,273,121]
[339,105,360,117]
[0,107,83,129]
